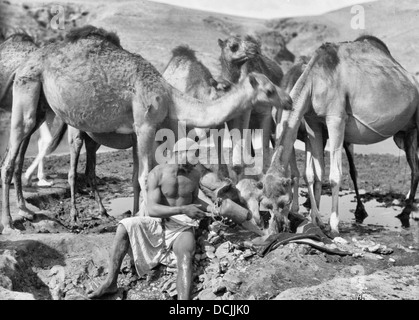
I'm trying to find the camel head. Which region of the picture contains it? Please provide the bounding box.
[257,173,293,232]
[242,72,292,111]
[218,35,260,67]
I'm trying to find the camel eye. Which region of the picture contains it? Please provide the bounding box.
[267,89,274,97]
[230,43,239,52]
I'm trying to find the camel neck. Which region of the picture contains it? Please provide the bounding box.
[168,83,252,128]
[269,56,316,173]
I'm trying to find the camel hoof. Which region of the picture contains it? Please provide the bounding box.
[37,179,54,187]
[18,208,35,221]
[100,213,116,222]
[354,205,368,224]
[1,226,22,235]
[396,212,411,228]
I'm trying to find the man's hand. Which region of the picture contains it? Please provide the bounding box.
[182,204,207,220]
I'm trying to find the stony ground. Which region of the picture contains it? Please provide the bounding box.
[1,150,418,300]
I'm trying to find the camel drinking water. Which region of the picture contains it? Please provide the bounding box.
[0,25,291,234]
[260,36,419,236]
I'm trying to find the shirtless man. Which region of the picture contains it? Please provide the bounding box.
[87,137,211,300]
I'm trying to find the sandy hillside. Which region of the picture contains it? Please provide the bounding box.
[1,0,418,77]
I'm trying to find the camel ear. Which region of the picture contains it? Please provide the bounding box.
[218,39,226,48]
[248,74,259,89]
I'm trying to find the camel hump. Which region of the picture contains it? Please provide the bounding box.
[313,42,340,73]
[171,45,197,61]
[65,25,121,47]
[355,35,391,56]
[4,33,34,43]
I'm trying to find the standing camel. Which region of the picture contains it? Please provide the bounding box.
[279,55,368,222]
[259,35,419,236]
[218,35,284,175]
[161,45,228,176]
[1,25,291,234]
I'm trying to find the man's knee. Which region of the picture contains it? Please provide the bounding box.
[116,223,129,240]
[173,231,196,265]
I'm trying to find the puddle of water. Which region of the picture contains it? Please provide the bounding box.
[298,189,419,231]
[107,189,419,231]
[107,197,134,217]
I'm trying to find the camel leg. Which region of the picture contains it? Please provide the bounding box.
[132,138,140,214]
[343,142,368,223]
[261,112,273,174]
[84,134,109,219]
[1,81,41,234]
[230,111,252,169]
[326,116,346,236]
[304,122,325,228]
[215,125,230,179]
[23,122,52,186]
[290,147,300,214]
[133,122,157,204]
[14,135,35,220]
[67,126,84,223]
[398,129,419,222]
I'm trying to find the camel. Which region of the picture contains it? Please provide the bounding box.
[259,35,419,236]
[218,35,285,175]
[161,45,228,176]
[0,33,110,223]
[0,33,59,188]
[0,25,291,234]
[278,55,369,222]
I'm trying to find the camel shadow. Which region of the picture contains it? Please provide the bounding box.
[0,239,66,300]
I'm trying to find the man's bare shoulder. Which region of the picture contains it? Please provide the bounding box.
[148,164,164,181]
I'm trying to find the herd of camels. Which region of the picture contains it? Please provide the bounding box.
[1,25,419,238]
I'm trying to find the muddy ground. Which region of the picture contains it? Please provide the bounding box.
[1,149,418,300]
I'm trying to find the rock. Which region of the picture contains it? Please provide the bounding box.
[223,269,243,293]
[212,279,227,295]
[48,265,66,300]
[194,254,202,261]
[333,237,348,245]
[352,252,364,258]
[366,244,381,253]
[206,251,216,259]
[0,287,35,300]
[392,199,401,206]
[198,288,218,300]
[389,258,396,263]
[205,245,216,253]
[0,275,13,290]
[209,235,222,245]
[233,249,243,256]
[215,242,231,259]
[243,250,255,259]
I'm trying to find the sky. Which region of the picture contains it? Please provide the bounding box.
[148,0,378,19]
